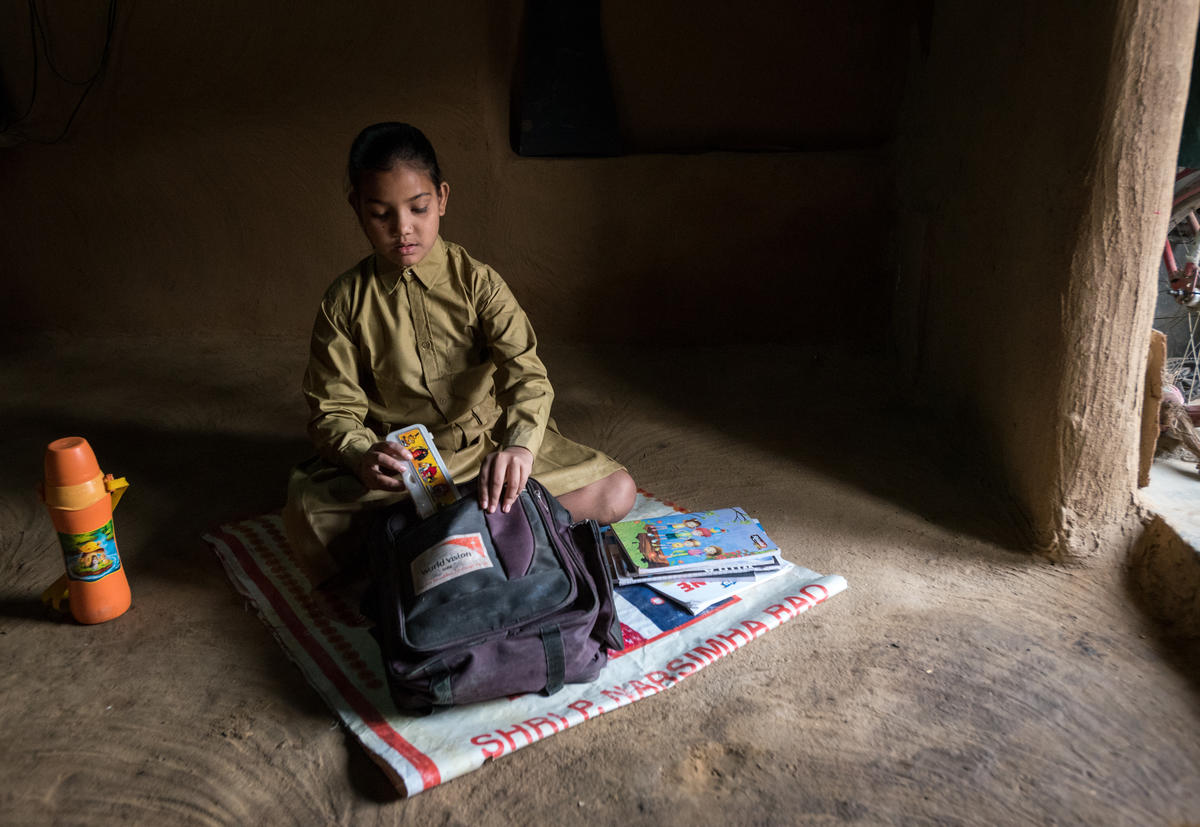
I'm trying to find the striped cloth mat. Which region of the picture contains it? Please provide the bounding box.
[203,492,847,796]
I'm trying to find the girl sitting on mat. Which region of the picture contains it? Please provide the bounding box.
[284,122,636,579]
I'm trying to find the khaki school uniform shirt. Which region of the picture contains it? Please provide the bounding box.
[302,237,553,474]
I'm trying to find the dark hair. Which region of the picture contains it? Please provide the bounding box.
[346,122,444,192]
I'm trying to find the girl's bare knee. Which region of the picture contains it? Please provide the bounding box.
[602,470,637,524]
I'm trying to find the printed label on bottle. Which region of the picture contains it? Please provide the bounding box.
[59,519,122,582]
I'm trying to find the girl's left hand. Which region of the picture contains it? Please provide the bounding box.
[479,446,533,513]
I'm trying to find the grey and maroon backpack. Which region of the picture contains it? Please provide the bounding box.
[363,478,622,711]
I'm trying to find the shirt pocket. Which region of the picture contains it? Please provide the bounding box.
[432,324,488,381]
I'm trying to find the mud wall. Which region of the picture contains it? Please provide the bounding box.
[894,0,1199,559]
[1128,515,1200,636]
[9,1,1196,561]
[0,1,905,347]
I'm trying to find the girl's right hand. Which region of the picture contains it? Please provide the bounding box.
[357,441,414,491]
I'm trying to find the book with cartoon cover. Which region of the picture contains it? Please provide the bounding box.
[602,532,776,586]
[608,507,781,576]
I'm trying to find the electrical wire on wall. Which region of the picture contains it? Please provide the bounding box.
[0,0,118,145]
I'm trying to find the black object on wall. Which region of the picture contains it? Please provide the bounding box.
[511,0,621,157]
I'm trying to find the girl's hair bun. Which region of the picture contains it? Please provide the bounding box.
[347,123,443,191]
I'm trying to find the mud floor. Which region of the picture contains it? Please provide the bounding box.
[2,335,1198,825]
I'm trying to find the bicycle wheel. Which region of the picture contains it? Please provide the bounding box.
[1156,168,1200,402]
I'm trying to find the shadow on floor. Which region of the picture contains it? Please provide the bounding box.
[1125,514,1200,697]
[1,411,312,588]
[566,344,1025,552]
[344,730,405,802]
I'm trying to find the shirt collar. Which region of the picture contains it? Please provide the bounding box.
[375,236,448,293]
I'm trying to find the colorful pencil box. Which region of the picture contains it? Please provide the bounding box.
[385,424,460,518]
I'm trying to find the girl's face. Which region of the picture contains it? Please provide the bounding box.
[351,164,449,269]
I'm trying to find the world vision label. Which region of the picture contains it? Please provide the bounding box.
[410,533,492,595]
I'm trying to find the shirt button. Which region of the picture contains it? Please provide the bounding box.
[421,341,432,350]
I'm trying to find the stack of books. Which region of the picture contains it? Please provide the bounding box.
[605,507,790,614]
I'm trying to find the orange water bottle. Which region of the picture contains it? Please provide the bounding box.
[39,437,132,624]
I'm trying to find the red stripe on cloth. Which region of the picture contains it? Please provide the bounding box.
[215,524,442,792]
[635,488,688,514]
